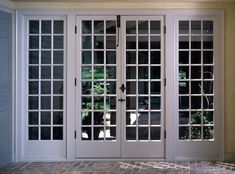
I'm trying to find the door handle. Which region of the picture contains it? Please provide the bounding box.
[119,84,126,93]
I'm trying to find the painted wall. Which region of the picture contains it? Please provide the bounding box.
[12,1,235,158]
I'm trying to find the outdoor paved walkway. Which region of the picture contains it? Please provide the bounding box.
[1,161,235,174]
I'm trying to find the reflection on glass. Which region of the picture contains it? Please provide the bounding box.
[126,36,136,49]
[106,96,116,109]
[203,21,213,34]
[82,81,92,94]
[29,20,39,34]
[82,127,91,140]
[203,66,213,79]
[138,127,148,140]
[94,112,104,125]
[82,66,92,79]
[93,81,105,95]
[42,20,51,34]
[203,111,213,124]
[191,126,201,139]
[94,21,104,34]
[179,112,189,124]
[82,36,92,49]
[179,126,189,140]
[94,127,104,140]
[106,66,116,79]
[106,21,116,34]
[179,21,189,34]
[82,112,91,125]
[138,97,148,110]
[126,97,136,110]
[94,96,104,110]
[54,20,64,34]
[138,21,148,34]
[203,36,213,49]
[138,36,148,49]
[150,36,160,49]
[179,81,189,94]
[191,111,201,124]
[94,36,104,49]
[82,21,91,34]
[179,36,189,49]
[150,112,161,125]
[106,81,116,94]
[126,112,137,125]
[94,66,104,79]
[150,21,160,34]
[203,96,213,109]
[138,112,148,125]
[106,36,116,49]
[203,126,214,139]
[179,66,189,80]
[191,36,201,49]
[126,21,136,34]
[203,81,213,94]
[191,21,201,34]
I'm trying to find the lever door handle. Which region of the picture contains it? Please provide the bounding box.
[120,84,126,93]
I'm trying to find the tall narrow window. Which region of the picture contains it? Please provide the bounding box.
[27,19,65,140]
[178,20,214,141]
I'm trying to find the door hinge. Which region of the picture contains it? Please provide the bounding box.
[164,130,166,139]
[74,78,77,86]
[117,15,121,28]
[75,26,77,34]
[74,130,77,139]
[164,25,166,34]
[164,78,166,86]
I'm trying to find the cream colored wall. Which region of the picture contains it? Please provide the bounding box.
[0,0,13,8]
[12,1,235,156]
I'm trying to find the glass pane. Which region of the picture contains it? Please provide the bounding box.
[203,36,213,49]
[138,51,148,64]
[94,51,104,64]
[41,36,51,49]
[106,66,116,79]
[106,20,116,34]
[53,66,63,79]
[191,21,201,34]
[82,81,91,95]
[179,21,189,34]
[191,126,201,139]
[53,81,63,94]
[150,127,160,140]
[179,36,189,49]
[29,81,39,94]
[151,97,160,110]
[94,96,104,110]
[93,81,104,95]
[203,111,213,124]
[41,66,51,79]
[94,127,104,140]
[179,81,189,94]
[203,126,214,139]
[150,66,160,79]
[138,36,148,49]
[107,112,116,125]
[126,51,136,64]
[94,21,104,34]
[203,66,213,79]
[126,112,137,125]
[82,66,92,79]
[179,96,189,109]
[191,81,201,94]
[106,36,116,49]
[150,36,160,49]
[179,112,189,124]
[138,112,148,125]
[28,112,39,125]
[203,21,213,34]
[179,66,189,80]
[29,51,39,64]
[28,96,38,110]
[94,36,104,49]
[151,51,160,64]
[82,127,91,140]
[138,21,148,34]
[53,96,63,109]
[126,66,136,79]
[191,66,201,79]
[107,127,116,140]
[41,51,51,64]
[203,81,213,94]
[54,20,64,34]
[42,20,51,34]
[94,66,104,79]
[138,97,148,110]
[82,97,92,109]
[53,36,63,49]
[138,81,148,94]
[191,51,201,64]
[41,127,51,140]
[150,112,161,125]
[41,112,51,125]
[94,112,104,125]
[41,96,51,110]
[138,66,148,79]
[106,81,116,94]
[53,51,63,64]
[191,36,201,49]
[29,127,38,140]
[126,21,136,34]
[82,112,91,125]
[126,97,136,109]
[150,21,160,34]
[53,127,63,140]
[138,127,148,140]
[126,36,136,49]
[29,20,39,34]
[179,51,189,64]
[151,82,160,94]
[82,51,92,64]
[126,81,136,94]
[126,127,136,140]
[106,96,116,109]
[106,51,116,64]
[41,81,51,94]
[53,112,63,125]
[191,96,201,109]
[203,96,213,109]
[82,21,92,34]
[203,51,213,64]
[191,111,201,124]
[179,126,189,140]
[82,36,92,49]
[29,36,39,49]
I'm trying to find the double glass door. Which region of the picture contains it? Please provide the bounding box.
[76,15,165,158]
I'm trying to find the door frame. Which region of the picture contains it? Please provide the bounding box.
[15,9,224,162]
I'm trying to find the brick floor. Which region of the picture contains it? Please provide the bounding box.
[0,161,235,174]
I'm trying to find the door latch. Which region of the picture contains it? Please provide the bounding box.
[118,98,126,102]
[119,84,126,93]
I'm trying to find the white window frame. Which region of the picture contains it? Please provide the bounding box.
[15,9,224,162]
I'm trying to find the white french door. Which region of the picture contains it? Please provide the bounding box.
[75,15,165,158]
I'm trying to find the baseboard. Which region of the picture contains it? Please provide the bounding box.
[225,152,235,162]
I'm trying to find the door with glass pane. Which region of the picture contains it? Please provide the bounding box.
[76,16,165,158]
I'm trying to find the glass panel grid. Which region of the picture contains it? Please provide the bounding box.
[80,19,117,141]
[28,19,64,141]
[125,19,163,142]
[178,20,214,141]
